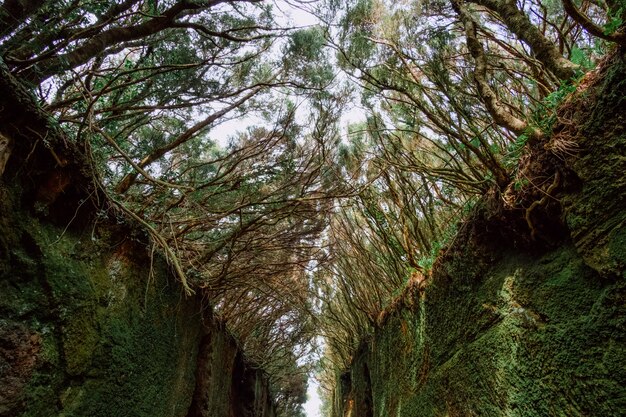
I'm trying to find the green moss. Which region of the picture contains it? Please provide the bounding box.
[62,307,99,376]
[334,244,626,417]
[0,206,204,417]
[39,331,60,366]
[560,53,626,277]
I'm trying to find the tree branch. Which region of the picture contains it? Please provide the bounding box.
[18,0,265,84]
[470,0,580,79]
[0,0,46,36]
[452,0,542,187]
[115,86,263,194]
[562,0,626,46]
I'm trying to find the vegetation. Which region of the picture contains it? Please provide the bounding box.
[1,0,624,415]
[313,0,623,397]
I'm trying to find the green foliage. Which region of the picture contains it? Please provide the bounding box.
[416,216,460,273]
[338,0,377,67]
[604,7,624,35]
[570,46,593,70]
[532,82,577,134]
[417,242,441,272]
[288,27,326,62]
[504,132,530,169]
[285,26,335,92]
[504,78,578,170]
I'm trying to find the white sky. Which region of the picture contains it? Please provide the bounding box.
[304,377,323,417]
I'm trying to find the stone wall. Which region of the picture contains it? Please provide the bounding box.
[0,188,276,417]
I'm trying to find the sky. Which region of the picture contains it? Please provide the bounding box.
[304,378,323,417]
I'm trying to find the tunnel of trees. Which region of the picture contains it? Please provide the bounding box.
[0,0,625,416]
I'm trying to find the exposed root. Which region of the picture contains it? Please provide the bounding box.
[545,133,579,159]
[110,197,195,296]
[525,171,561,240]
[545,101,582,160]
[376,270,428,327]
[0,132,11,176]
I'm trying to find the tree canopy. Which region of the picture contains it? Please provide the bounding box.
[1,0,623,414]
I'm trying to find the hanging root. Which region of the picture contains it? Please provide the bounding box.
[545,115,580,159]
[111,198,195,296]
[525,171,561,240]
[0,132,12,176]
[545,135,579,159]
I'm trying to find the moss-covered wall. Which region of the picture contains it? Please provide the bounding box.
[332,51,626,417]
[0,186,200,417]
[0,59,278,417]
[0,172,278,417]
[0,184,278,417]
[336,245,625,417]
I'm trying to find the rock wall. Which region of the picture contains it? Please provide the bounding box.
[0,189,277,417]
[0,62,276,417]
[331,51,626,417]
[0,203,200,417]
[334,244,625,417]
